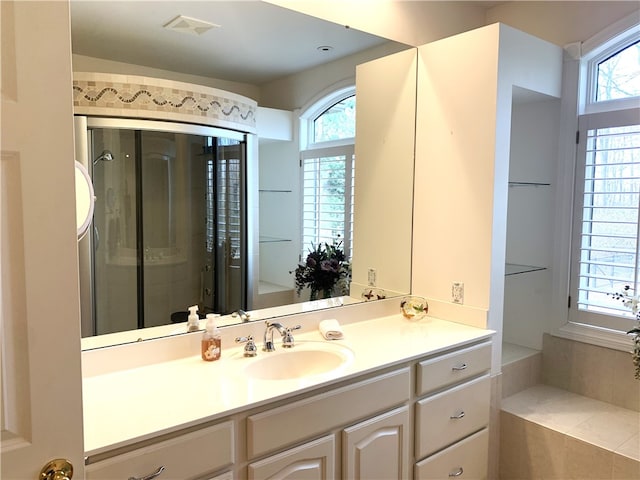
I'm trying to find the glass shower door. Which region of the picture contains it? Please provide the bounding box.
[84,121,247,337]
[90,128,138,335]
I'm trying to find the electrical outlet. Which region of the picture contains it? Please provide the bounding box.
[452,282,464,304]
[368,268,377,287]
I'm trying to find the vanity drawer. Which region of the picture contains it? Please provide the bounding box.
[416,342,491,395]
[415,375,490,458]
[247,367,411,458]
[85,421,234,480]
[415,428,489,480]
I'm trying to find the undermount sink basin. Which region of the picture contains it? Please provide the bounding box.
[243,342,354,381]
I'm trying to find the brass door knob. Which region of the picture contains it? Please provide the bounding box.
[40,459,73,480]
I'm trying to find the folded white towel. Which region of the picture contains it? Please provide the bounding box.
[319,319,344,340]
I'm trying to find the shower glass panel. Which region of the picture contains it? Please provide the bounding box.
[86,121,246,337]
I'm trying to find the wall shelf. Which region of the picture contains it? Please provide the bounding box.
[508,181,550,187]
[505,263,547,276]
[259,236,292,244]
[259,189,292,193]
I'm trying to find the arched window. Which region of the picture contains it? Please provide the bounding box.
[300,88,356,260]
[594,40,640,102]
[570,21,640,334]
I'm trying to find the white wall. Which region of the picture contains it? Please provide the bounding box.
[351,48,417,297]
[486,1,640,47]
[259,42,408,110]
[411,24,563,374]
[265,0,488,47]
[72,54,261,101]
[503,97,561,351]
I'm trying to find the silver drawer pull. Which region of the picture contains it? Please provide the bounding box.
[450,411,465,419]
[451,363,467,371]
[129,466,165,480]
[449,467,464,477]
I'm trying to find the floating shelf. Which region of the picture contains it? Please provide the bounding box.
[508,181,550,187]
[505,263,547,276]
[259,189,292,193]
[259,236,292,244]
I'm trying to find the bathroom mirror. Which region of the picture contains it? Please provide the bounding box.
[71,1,413,348]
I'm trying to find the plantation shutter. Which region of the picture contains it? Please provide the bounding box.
[571,108,640,331]
[301,145,354,259]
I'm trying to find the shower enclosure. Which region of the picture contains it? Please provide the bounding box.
[77,117,249,337]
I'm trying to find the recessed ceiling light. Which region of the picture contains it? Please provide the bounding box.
[317,46,334,52]
[164,15,220,36]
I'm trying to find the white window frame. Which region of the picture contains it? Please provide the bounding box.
[299,85,356,260]
[557,12,640,350]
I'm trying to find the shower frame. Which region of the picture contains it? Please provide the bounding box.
[75,116,256,337]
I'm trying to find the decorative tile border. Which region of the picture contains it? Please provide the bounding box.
[73,73,257,133]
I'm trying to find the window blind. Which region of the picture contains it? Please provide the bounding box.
[574,119,640,330]
[300,145,354,259]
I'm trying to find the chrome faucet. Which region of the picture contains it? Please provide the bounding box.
[263,321,301,352]
[232,309,251,322]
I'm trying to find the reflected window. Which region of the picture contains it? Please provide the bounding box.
[313,96,356,143]
[301,89,355,259]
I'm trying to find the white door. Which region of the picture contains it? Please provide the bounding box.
[1,1,85,478]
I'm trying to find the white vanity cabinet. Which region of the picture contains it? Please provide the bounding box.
[414,343,492,479]
[83,334,492,480]
[85,421,235,480]
[246,368,411,479]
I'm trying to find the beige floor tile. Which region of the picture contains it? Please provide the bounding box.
[500,411,527,479]
[570,341,616,403]
[503,385,611,432]
[564,436,614,480]
[542,334,573,390]
[522,421,566,479]
[616,433,640,462]
[613,451,640,479]
[612,350,640,412]
[569,408,640,452]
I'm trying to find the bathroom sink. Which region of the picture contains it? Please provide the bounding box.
[243,342,354,381]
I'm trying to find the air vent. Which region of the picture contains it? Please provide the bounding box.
[164,15,219,36]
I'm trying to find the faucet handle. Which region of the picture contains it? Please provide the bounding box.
[235,335,258,357]
[282,325,301,348]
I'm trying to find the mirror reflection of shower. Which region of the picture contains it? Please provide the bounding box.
[79,119,247,337]
[93,149,114,164]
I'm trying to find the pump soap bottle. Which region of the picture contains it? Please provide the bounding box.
[187,305,200,332]
[202,314,221,361]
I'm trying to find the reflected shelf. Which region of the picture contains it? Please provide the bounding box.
[505,263,547,276]
[508,181,550,187]
[259,235,292,243]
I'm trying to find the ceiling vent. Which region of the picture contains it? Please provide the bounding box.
[164,15,219,36]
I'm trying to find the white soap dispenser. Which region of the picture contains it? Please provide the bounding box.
[201,314,221,362]
[187,305,200,332]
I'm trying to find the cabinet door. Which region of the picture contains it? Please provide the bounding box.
[248,435,335,480]
[342,406,410,480]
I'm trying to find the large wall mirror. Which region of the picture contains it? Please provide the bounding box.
[71,1,413,348]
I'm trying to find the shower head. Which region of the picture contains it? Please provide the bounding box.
[93,150,114,165]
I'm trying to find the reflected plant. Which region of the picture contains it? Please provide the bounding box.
[292,237,350,301]
[610,285,640,380]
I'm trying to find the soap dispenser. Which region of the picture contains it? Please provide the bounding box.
[187,305,200,332]
[202,314,221,361]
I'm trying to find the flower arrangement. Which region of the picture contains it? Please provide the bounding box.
[610,285,640,380]
[292,238,350,301]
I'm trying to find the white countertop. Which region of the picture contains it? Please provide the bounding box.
[82,310,492,457]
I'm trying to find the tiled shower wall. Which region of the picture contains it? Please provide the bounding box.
[541,333,639,412]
